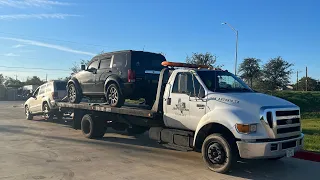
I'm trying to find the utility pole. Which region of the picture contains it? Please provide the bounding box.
[15,75,17,80]
[46,74,48,82]
[306,66,308,91]
[222,22,238,75]
[296,71,299,91]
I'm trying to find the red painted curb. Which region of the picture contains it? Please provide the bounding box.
[293,151,320,162]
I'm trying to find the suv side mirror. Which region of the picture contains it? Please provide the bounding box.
[88,67,97,74]
[81,64,86,70]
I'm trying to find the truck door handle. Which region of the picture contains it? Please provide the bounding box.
[197,104,205,108]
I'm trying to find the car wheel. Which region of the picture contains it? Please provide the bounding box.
[202,134,236,174]
[25,105,33,120]
[106,83,124,107]
[68,83,82,103]
[43,103,53,121]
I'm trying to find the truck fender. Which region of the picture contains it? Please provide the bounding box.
[67,78,83,95]
[104,75,124,95]
[193,108,269,148]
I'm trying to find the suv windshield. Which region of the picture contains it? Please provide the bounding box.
[197,71,253,93]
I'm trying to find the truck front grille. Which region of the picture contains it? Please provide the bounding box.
[261,107,301,139]
[277,126,301,134]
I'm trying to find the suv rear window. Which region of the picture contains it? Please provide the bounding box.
[55,82,67,91]
[131,52,166,73]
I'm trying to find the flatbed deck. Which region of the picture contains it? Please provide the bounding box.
[57,102,157,118]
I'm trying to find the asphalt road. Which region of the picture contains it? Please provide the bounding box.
[0,101,319,180]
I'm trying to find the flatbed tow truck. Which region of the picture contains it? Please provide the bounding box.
[56,63,304,173]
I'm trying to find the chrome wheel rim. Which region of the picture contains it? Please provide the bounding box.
[108,87,118,105]
[68,85,76,102]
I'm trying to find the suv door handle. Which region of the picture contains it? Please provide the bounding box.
[197,104,205,107]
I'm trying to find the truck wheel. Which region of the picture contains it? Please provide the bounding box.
[127,125,148,136]
[25,105,33,120]
[202,134,235,173]
[106,83,124,107]
[43,103,53,121]
[81,114,106,139]
[68,83,82,103]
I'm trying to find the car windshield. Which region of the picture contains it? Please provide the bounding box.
[196,71,253,93]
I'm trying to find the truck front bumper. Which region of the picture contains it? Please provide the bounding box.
[237,134,304,159]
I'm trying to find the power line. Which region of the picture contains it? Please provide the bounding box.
[0,65,70,71]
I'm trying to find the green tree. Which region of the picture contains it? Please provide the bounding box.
[25,76,44,85]
[0,74,5,85]
[4,77,23,87]
[186,52,221,68]
[71,59,90,74]
[295,77,320,91]
[262,56,293,90]
[238,58,261,88]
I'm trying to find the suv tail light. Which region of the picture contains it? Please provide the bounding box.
[52,92,58,99]
[128,69,136,82]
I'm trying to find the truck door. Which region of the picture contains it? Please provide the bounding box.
[164,72,191,130]
[164,72,207,130]
[95,56,113,94]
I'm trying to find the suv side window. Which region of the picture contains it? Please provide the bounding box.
[88,59,99,70]
[46,83,53,93]
[39,84,47,95]
[33,87,40,97]
[99,57,112,69]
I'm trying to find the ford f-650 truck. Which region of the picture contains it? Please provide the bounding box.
[49,62,303,173]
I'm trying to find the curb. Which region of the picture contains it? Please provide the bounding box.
[293,151,320,162]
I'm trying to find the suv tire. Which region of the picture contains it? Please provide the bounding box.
[25,105,33,120]
[106,83,124,107]
[43,103,53,121]
[68,83,82,103]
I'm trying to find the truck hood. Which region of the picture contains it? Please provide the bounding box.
[207,92,297,111]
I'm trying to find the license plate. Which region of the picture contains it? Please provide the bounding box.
[286,149,294,157]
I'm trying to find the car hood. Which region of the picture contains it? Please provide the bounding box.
[206,92,297,112]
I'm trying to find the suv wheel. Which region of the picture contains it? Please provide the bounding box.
[68,83,82,103]
[106,83,124,107]
[25,105,33,120]
[43,103,53,120]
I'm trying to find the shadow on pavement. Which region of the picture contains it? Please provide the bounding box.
[1,121,319,180]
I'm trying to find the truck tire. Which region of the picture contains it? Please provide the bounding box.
[127,125,148,136]
[43,103,53,121]
[25,105,33,120]
[81,114,106,139]
[202,134,235,173]
[68,83,82,104]
[106,83,124,107]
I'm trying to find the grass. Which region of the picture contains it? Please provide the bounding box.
[302,118,320,152]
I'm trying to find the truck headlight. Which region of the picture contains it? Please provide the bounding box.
[236,124,257,134]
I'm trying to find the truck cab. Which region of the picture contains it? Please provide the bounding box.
[152,66,303,173]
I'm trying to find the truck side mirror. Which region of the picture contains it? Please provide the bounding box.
[81,64,86,70]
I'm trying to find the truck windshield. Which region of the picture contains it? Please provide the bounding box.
[197,71,253,93]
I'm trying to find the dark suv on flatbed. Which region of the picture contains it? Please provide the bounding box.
[67,50,166,107]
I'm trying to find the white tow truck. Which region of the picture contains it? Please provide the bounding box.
[55,62,304,173]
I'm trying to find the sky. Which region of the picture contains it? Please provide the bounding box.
[0,0,319,82]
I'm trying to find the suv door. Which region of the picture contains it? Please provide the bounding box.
[28,87,40,113]
[36,84,47,112]
[95,55,113,94]
[79,59,99,94]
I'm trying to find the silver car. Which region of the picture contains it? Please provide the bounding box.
[24,80,67,120]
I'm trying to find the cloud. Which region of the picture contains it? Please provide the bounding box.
[0,0,71,8]
[0,13,80,20]
[2,53,20,57]
[0,37,95,56]
[12,44,26,48]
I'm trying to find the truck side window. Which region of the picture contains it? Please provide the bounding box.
[99,57,112,69]
[172,72,203,96]
[88,60,99,70]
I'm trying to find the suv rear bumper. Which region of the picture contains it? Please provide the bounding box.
[237,134,304,159]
